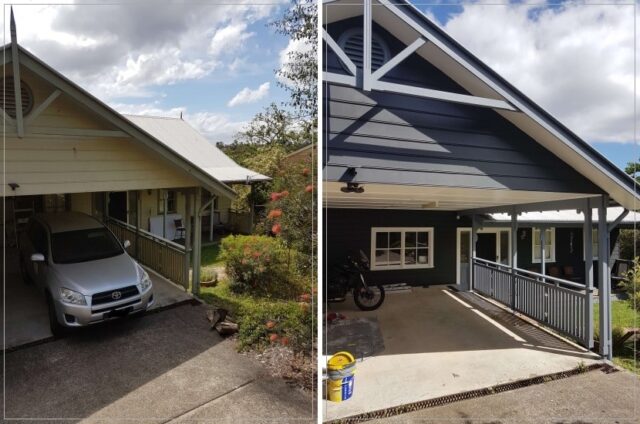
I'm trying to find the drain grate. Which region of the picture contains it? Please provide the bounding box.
[326,363,606,424]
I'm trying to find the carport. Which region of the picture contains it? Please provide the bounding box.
[1,17,258,349]
[324,287,600,421]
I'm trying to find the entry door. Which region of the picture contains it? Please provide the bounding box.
[108,192,127,222]
[457,229,471,288]
[477,233,497,262]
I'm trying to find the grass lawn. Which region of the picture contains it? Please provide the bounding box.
[201,244,223,267]
[594,300,639,374]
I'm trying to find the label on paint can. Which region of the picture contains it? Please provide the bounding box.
[342,375,354,401]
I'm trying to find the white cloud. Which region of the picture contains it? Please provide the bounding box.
[4,3,279,100]
[227,82,270,107]
[209,22,255,58]
[428,3,637,143]
[111,102,247,144]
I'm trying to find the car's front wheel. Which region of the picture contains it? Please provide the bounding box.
[46,292,67,337]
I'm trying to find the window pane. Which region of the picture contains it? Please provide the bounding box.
[405,232,416,248]
[389,249,401,265]
[404,249,416,265]
[376,232,388,249]
[375,249,388,266]
[417,248,429,264]
[389,232,401,248]
[417,232,428,247]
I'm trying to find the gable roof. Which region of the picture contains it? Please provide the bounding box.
[124,115,270,184]
[324,0,640,211]
[3,43,250,199]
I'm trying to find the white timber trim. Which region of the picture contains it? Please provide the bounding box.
[371,80,516,110]
[10,10,24,138]
[323,72,357,87]
[363,0,373,91]
[322,28,357,76]
[25,89,61,125]
[371,38,426,81]
[370,226,435,270]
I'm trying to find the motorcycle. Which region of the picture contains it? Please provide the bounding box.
[327,250,385,311]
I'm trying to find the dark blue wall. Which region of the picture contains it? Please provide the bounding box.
[323,17,603,195]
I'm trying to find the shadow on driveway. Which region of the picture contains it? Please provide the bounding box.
[3,303,314,422]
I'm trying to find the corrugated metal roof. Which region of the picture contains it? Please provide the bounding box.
[124,114,270,184]
[490,207,640,225]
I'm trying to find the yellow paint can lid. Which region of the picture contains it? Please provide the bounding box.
[327,351,355,371]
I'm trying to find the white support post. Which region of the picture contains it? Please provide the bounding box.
[510,211,518,309]
[135,191,141,259]
[363,0,372,91]
[540,227,546,279]
[584,199,594,349]
[192,187,202,295]
[184,189,192,289]
[598,195,611,358]
[470,215,478,292]
[209,194,214,242]
[162,190,168,239]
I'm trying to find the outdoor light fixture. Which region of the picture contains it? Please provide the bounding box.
[8,182,19,191]
[341,182,364,193]
[345,167,357,177]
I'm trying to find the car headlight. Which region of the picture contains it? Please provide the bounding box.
[139,268,152,292]
[60,287,87,305]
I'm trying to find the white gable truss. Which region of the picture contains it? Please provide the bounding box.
[323,0,640,211]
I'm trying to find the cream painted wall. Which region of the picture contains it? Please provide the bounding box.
[69,192,92,214]
[3,65,199,197]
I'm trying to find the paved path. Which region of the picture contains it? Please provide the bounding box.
[370,367,640,424]
[3,303,314,423]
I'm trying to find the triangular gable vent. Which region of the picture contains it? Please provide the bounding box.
[339,29,389,71]
[2,78,33,118]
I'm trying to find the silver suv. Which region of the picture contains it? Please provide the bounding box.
[19,212,154,335]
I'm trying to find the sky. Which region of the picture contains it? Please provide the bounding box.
[413,0,638,170]
[3,0,295,144]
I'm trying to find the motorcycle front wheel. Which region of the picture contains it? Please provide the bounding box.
[353,285,385,311]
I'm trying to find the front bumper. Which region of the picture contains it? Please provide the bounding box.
[53,287,155,327]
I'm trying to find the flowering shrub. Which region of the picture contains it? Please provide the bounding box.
[221,234,304,299]
[264,153,316,276]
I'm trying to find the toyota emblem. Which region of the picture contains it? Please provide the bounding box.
[112,291,122,300]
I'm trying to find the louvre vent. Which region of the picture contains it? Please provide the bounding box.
[2,79,33,118]
[338,29,389,72]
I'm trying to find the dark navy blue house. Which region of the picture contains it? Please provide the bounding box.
[322,0,639,359]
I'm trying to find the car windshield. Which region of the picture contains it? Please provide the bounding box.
[51,228,124,264]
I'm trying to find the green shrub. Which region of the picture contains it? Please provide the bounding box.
[201,268,217,283]
[221,234,303,299]
[200,281,314,353]
[619,258,640,312]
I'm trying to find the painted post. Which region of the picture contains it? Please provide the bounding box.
[209,193,214,242]
[192,187,202,295]
[540,227,546,280]
[363,0,372,91]
[598,195,611,358]
[583,198,594,349]
[510,211,518,309]
[183,189,192,289]
[470,215,478,292]
[135,190,141,259]
[162,190,168,239]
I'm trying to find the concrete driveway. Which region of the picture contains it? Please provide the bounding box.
[370,367,640,424]
[3,303,314,423]
[323,287,602,421]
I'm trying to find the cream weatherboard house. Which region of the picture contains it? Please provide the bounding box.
[2,15,267,293]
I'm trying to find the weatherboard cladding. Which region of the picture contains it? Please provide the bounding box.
[324,208,469,286]
[323,17,602,195]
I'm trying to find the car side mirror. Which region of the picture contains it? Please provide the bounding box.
[31,253,45,262]
[123,240,131,249]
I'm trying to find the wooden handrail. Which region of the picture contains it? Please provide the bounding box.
[108,218,186,252]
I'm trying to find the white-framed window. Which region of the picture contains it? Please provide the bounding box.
[532,228,556,263]
[371,227,434,270]
[583,228,599,260]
